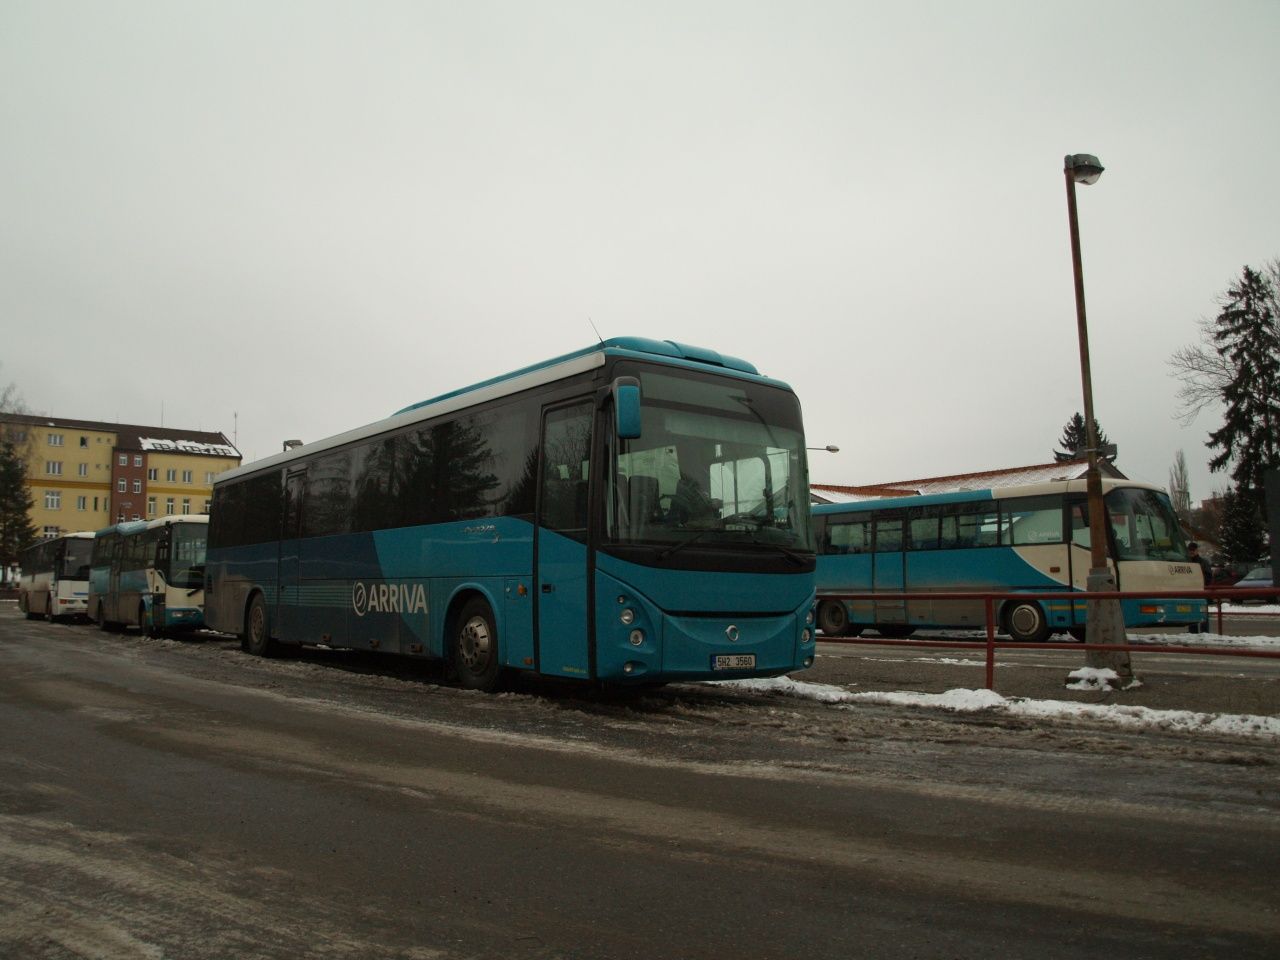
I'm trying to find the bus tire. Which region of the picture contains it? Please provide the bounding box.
[1005,601,1051,643]
[140,603,161,639]
[875,624,915,639]
[45,598,55,623]
[242,593,279,657]
[817,600,850,638]
[453,596,504,692]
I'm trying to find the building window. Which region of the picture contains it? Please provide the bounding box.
[203,499,212,514]
[80,436,88,448]
[133,479,142,494]
[45,461,62,476]
[166,468,177,482]
[44,491,61,510]
[119,454,128,466]
[205,472,215,484]
[165,497,175,515]
[147,497,156,516]
[132,514,141,521]
[182,470,193,483]
[48,434,64,447]
[134,454,143,467]
[76,496,87,511]
[117,479,126,493]
[147,468,157,481]
[78,463,88,477]
[42,525,60,538]
[181,498,191,515]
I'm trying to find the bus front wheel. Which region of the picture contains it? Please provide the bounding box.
[140,603,161,639]
[1005,601,1051,643]
[453,597,504,692]
[817,600,850,638]
[242,593,279,657]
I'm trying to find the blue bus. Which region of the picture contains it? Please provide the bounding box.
[813,479,1204,641]
[204,338,817,689]
[89,516,209,636]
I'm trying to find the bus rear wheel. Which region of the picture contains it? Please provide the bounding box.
[1005,601,1051,643]
[875,624,915,639]
[242,593,279,657]
[817,600,850,638]
[453,597,504,692]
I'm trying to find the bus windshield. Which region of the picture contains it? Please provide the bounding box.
[609,367,813,554]
[61,539,93,580]
[1106,487,1187,562]
[169,523,208,588]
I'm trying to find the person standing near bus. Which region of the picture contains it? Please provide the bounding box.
[1188,542,1212,633]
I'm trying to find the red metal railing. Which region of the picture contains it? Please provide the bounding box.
[819,587,1280,691]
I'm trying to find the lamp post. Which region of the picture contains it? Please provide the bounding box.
[807,445,840,453]
[1064,153,1131,682]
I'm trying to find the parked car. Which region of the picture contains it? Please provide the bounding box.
[1233,566,1279,604]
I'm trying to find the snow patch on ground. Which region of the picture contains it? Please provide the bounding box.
[713,676,1280,739]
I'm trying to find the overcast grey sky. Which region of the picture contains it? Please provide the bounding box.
[3,1,1277,503]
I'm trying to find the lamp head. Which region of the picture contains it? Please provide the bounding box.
[1065,154,1104,185]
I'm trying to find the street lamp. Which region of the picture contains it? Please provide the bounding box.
[1064,153,1131,679]
[807,445,840,453]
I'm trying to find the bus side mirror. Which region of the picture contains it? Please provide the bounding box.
[613,377,642,440]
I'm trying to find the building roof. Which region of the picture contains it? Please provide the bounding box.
[0,412,239,459]
[811,458,1127,504]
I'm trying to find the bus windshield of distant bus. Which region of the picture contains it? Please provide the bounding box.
[608,367,812,552]
[61,538,93,580]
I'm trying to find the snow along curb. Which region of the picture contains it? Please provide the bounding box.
[712,676,1280,739]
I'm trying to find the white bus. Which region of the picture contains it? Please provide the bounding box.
[18,532,94,621]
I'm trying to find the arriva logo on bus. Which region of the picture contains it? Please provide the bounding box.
[352,581,428,618]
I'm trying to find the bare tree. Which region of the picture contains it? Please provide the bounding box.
[1168,449,1192,526]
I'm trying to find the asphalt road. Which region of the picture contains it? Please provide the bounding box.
[1,607,1278,960]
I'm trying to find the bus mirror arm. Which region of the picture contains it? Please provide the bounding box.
[611,377,642,440]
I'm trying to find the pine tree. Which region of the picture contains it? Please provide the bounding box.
[1217,485,1266,566]
[0,439,37,574]
[1205,263,1280,519]
[1053,412,1110,462]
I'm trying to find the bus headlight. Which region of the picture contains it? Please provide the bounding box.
[806,606,815,626]
[801,628,812,643]
[620,608,636,625]
[629,629,645,646]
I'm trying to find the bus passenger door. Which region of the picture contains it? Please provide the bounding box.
[277,469,306,642]
[535,401,593,679]
[872,514,907,626]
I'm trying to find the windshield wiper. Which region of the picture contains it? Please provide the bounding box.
[656,530,712,562]
[749,534,808,567]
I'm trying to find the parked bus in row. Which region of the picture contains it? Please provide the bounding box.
[89,515,209,636]
[204,337,817,690]
[813,479,1205,641]
[17,532,94,621]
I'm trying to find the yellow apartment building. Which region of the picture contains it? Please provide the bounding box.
[1,414,240,539]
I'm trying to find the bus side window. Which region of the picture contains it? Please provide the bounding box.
[828,520,869,555]
[874,515,903,552]
[908,508,940,551]
[1069,502,1090,548]
[956,504,999,547]
[939,509,960,549]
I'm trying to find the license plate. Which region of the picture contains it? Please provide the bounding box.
[712,654,756,671]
